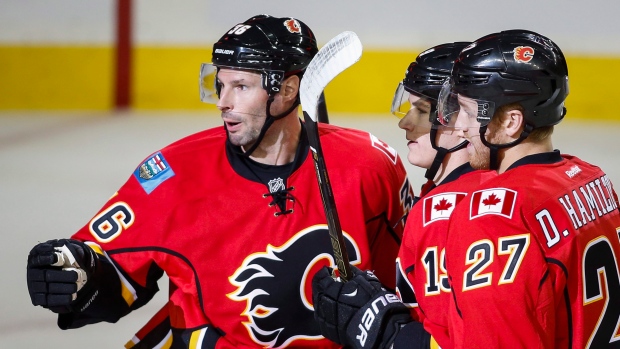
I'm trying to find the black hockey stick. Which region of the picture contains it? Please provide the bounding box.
[317,92,329,124]
[300,31,362,282]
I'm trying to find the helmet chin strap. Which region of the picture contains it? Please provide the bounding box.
[479,123,534,170]
[237,95,300,157]
[425,126,469,181]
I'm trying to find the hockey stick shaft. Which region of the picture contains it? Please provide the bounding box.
[317,92,329,124]
[300,31,362,282]
[303,112,352,281]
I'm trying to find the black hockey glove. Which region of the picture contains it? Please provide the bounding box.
[27,239,102,314]
[312,265,412,349]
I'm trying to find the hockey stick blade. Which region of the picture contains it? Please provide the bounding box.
[300,31,362,123]
[300,31,362,282]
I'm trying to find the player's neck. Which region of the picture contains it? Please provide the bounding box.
[497,138,553,174]
[434,149,470,185]
[249,114,301,166]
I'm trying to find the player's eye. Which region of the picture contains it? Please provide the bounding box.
[417,106,430,114]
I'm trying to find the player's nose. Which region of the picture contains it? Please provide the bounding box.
[216,89,232,112]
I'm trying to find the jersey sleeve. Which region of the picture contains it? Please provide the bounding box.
[125,301,224,349]
[359,134,414,290]
[61,150,177,328]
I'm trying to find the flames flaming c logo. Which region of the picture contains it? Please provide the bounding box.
[513,46,535,63]
[284,19,301,34]
[228,226,360,348]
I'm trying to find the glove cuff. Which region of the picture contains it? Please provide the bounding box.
[346,293,412,349]
[392,321,432,349]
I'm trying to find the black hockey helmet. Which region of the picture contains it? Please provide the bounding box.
[437,30,569,170]
[445,29,569,129]
[403,42,472,103]
[392,42,472,182]
[393,42,472,123]
[210,14,318,96]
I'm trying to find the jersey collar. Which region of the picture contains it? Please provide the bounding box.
[505,149,563,172]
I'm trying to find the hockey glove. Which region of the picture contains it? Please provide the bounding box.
[312,265,412,349]
[27,239,102,314]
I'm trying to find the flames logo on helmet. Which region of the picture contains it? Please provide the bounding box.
[228,226,360,348]
[283,19,301,34]
[513,46,535,63]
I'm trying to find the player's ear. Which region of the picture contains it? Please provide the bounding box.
[280,74,300,103]
[502,108,525,139]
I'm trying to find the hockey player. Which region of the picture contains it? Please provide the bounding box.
[26,15,414,348]
[311,43,495,349]
[439,29,620,348]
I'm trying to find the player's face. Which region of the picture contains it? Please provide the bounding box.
[398,94,435,168]
[216,69,269,148]
[454,94,494,170]
[434,122,467,152]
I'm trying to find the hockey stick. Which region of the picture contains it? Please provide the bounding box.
[300,31,362,282]
[317,92,329,124]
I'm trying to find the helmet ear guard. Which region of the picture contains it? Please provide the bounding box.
[264,71,285,96]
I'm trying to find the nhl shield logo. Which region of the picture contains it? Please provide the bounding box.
[268,177,285,193]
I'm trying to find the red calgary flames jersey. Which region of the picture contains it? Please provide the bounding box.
[446,153,620,348]
[396,165,495,349]
[67,123,413,348]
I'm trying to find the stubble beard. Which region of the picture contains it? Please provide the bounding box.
[228,125,261,148]
[469,139,491,170]
[468,128,503,170]
[224,108,265,148]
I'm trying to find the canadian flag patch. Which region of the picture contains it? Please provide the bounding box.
[423,192,467,226]
[470,188,517,219]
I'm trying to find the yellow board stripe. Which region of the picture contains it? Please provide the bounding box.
[1,45,619,121]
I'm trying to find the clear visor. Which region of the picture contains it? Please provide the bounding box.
[391,82,436,130]
[437,79,495,128]
[199,63,219,103]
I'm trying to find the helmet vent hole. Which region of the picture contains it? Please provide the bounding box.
[475,49,493,57]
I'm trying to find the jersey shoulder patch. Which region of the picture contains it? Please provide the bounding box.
[470,188,517,219]
[423,192,467,226]
[133,151,175,194]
